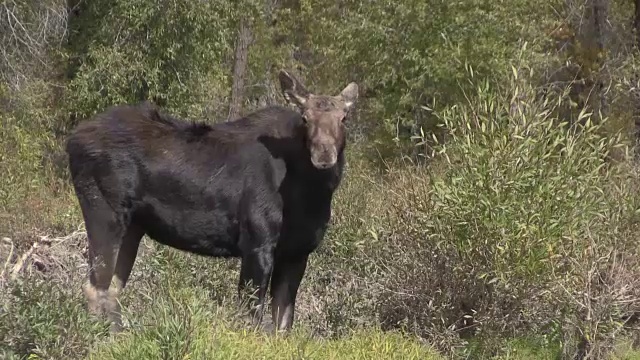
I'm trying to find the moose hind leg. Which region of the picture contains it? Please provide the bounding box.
[76,184,128,329]
[270,255,309,331]
[109,224,144,330]
[112,224,144,292]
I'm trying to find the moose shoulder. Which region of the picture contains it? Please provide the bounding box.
[65,70,358,332]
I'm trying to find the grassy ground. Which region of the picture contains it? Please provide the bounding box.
[85,285,442,360]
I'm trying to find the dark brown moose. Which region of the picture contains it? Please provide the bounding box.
[65,70,358,332]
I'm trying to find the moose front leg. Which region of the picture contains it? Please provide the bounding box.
[270,255,309,331]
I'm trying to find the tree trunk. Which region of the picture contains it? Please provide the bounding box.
[591,0,610,118]
[228,16,253,121]
[635,0,640,48]
[592,0,608,50]
[263,0,281,107]
[635,0,640,155]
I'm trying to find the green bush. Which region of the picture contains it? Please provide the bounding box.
[427,69,627,281]
[0,79,77,249]
[367,66,640,357]
[0,279,109,360]
[65,0,238,121]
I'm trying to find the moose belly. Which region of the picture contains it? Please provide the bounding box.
[133,204,241,258]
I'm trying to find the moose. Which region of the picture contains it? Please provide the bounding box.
[65,70,358,332]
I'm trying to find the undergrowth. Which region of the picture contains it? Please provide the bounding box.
[366,67,640,358]
[87,285,442,360]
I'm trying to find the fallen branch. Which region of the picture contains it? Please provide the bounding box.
[10,240,39,281]
[0,237,14,282]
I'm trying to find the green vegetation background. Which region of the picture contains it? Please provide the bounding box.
[2,0,640,359]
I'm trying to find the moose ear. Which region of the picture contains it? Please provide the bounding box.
[278,70,310,109]
[340,82,358,110]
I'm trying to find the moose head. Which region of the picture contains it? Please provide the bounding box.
[279,70,358,169]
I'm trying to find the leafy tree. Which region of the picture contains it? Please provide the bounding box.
[270,0,560,157]
[65,0,237,122]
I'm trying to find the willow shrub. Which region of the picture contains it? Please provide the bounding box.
[373,66,640,358]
